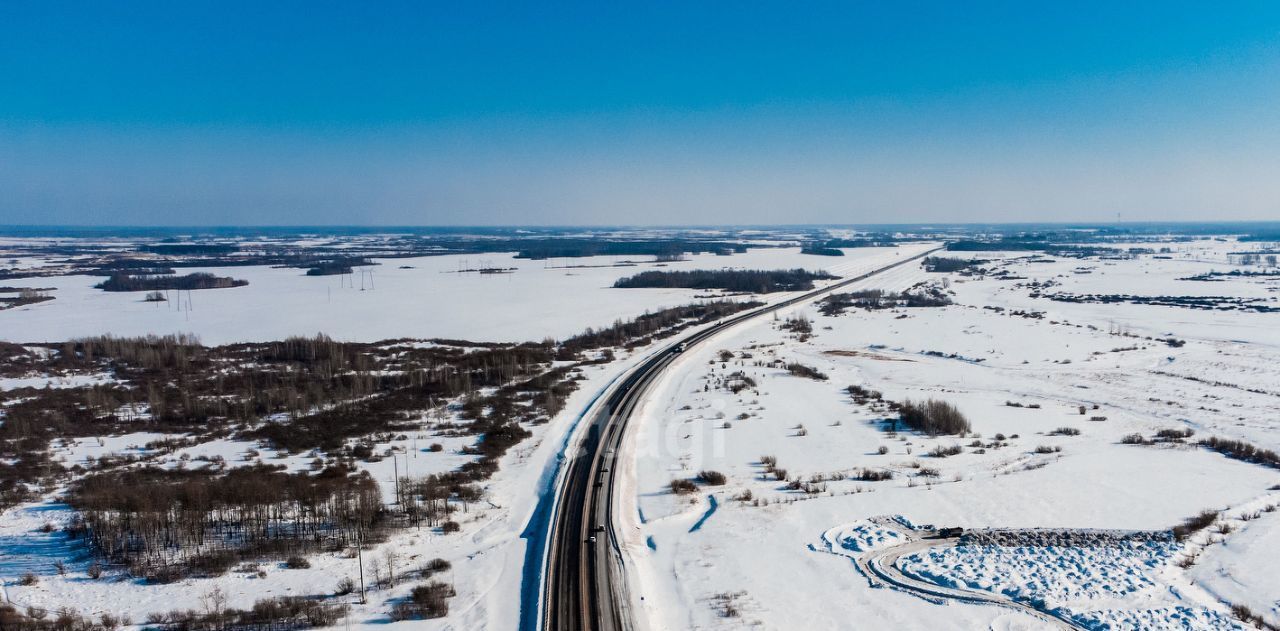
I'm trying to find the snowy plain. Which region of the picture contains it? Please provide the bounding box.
[617,238,1280,630]
[3,237,1280,630]
[0,246,871,345]
[0,243,917,628]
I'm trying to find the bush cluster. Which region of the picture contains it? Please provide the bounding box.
[669,479,698,494]
[1201,437,1280,468]
[390,582,457,620]
[894,399,970,436]
[785,363,828,381]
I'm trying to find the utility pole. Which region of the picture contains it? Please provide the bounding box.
[357,530,366,604]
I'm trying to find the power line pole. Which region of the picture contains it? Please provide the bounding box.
[357,530,366,604]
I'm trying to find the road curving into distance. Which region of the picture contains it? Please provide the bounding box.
[539,245,944,631]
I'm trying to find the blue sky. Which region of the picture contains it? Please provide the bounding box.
[2,1,1278,225]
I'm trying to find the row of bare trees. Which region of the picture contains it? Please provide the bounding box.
[67,464,383,580]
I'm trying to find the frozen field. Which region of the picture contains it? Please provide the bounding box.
[0,246,899,345]
[618,238,1280,630]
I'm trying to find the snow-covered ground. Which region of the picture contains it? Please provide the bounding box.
[4,236,1280,629]
[0,242,921,626]
[900,537,1238,629]
[0,246,890,345]
[618,238,1280,630]
[0,350,643,628]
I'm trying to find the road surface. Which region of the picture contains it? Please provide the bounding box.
[539,245,944,631]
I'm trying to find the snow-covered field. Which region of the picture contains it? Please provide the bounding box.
[4,235,1280,629]
[618,238,1280,630]
[0,246,885,345]
[0,348,646,628]
[0,242,919,627]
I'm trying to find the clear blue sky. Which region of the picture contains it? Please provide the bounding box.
[2,1,1278,225]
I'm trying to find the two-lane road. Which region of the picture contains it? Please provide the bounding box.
[540,245,944,631]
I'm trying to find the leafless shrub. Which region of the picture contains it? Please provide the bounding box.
[335,576,356,595]
[895,399,970,435]
[670,479,699,494]
[1156,428,1195,441]
[928,444,963,458]
[390,581,456,620]
[853,468,893,482]
[786,363,828,381]
[1173,509,1219,542]
[1230,603,1272,630]
[1201,436,1280,469]
[422,557,452,578]
[847,384,883,404]
[100,612,120,630]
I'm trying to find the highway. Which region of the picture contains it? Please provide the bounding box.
[539,245,943,631]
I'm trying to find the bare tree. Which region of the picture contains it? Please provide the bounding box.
[383,548,398,588]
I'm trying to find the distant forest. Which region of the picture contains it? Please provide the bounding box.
[821,238,901,248]
[946,239,1118,257]
[302,257,376,276]
[922,256,987,273]
[139,243,239,256]
[95,272,249,292]
[614,268,836,293]
[514,239,746,260]
[0,287,54,310]
[820,287,952,315]
[800,244,844,256]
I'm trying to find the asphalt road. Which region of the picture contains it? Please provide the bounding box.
[541,245,943,631]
